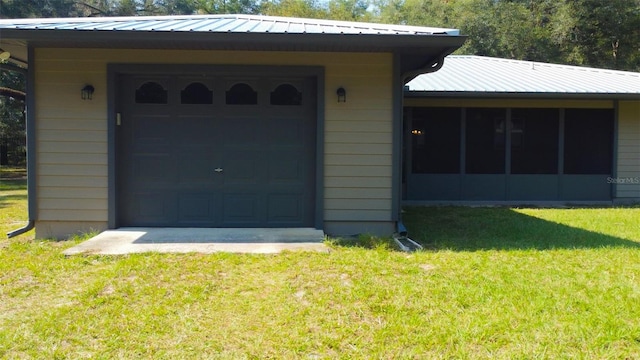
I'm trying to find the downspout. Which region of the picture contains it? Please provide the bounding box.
[395,55,447,241]
[7,47,35,238]
[402,55,446,84]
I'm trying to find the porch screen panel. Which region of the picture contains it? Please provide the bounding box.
[564,109,614,174]
[411,108,460,174]
[511,109,559,174]
[466,108,506,174]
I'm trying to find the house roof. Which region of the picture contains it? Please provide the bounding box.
[0,14,460,35]
[406,55,640,99]
[0,15,466,74]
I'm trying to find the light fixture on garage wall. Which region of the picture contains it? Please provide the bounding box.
[0,49,10,62]
[81,84,95,100]
[336,87,346,103]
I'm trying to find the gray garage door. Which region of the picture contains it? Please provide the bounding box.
[117,73,317,227]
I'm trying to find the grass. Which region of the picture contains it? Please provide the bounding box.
[2,180,640,358]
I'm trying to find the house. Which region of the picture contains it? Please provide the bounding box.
[0,14,465,239]
[403,56,640,204]
[2,16,638,240]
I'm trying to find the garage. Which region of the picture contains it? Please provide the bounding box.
[116,66,318,228]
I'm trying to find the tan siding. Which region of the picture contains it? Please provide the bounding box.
[325,154,392,166]
[39,187,107,199]
[616,100,640,199]
[35,48,394,226]
[38,210,108,222]
[39,176,108,188]
[325,166,391,177]
[325,177,392,188]
[39,164,106,176]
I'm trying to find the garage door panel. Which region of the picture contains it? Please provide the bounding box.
[175,116,218,143]
[269,155,304,183]
[268,117,304,146]
[222,151,261,185]
[177,156,215,184]
[132,154,173,184]
[118,72,316,228]
[267,194,303,224]
[178,193,218,224]
[222,193,261,225]
[133,116,172,145]
[223,117,261,146]
[128,192,175,224]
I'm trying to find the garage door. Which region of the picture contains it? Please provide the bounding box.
[117,72,317,227]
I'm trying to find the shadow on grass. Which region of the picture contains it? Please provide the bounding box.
[0,179,27,209]
[403,206,640,251]
[329,234,401,251]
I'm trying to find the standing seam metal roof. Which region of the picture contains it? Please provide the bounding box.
[0,14,460,35]
[407,56,640,95]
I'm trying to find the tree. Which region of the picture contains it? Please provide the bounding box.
[552,0,640,71]
[0,68,26,166]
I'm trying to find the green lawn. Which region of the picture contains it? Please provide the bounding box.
[2,180,640,359]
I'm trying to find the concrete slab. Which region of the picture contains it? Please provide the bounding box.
[63,228,329,255]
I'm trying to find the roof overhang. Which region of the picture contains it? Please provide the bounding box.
[405,91,640,100]
[0,15,466,74]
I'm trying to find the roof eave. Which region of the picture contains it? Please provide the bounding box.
[0,28,466,53]
[404,91,640,100]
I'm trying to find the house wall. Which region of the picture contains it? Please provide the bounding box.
[616,100,640,200]
[34,48,394,238]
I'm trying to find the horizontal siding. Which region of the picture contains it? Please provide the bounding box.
[325,176,392,188]
[40,198,107,210]
[39,164,107,176]
[35,48,394,224]
[39,186,107,199]
[38,210,108,222]
[616,100,640,199]
[325,165,391,177]
[325,154,392,166]
[39,176,108,188]
[324,209,390,221]
[325,120,390,133]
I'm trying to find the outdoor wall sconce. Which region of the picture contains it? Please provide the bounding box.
[81,84,95,100]
[336,87,346,103]
[0,49,10,62]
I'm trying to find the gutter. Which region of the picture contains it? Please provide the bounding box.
[402,55,446,83]
[6,47,35,238]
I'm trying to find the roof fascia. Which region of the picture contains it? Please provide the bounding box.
[404,91,640,100]
[0,29,466,53]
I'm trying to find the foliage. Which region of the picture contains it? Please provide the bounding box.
[1,0,635,71]
[2,183,640,358]
[0,69,26,166]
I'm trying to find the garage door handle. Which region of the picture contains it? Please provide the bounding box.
[214,168,224,173]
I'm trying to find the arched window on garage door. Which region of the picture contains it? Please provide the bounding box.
[270,83,302,106]
[225,83,257,105]
[181,82,213,104]
[135,81,168,104]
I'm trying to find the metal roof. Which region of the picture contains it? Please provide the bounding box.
[406,55,640,98]
[0,15,465,73]
[0,14,459,35]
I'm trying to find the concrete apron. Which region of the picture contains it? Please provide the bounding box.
[63,228,329,255]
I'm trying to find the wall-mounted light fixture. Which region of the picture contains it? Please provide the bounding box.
[81,85,95,100]
[336,87,346,103]
[0,49,10,62]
